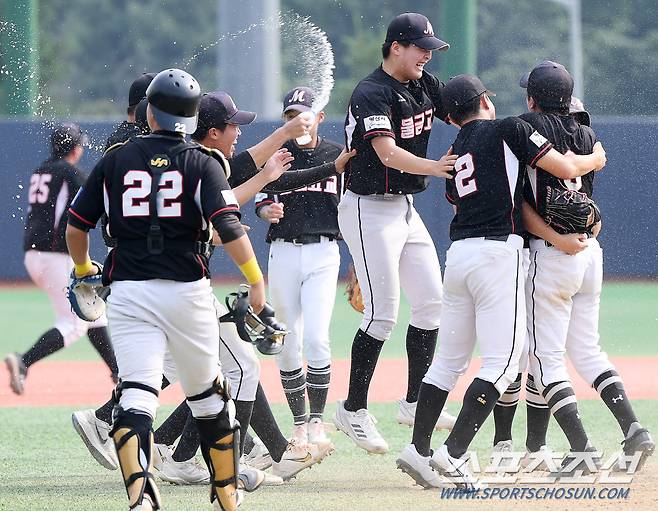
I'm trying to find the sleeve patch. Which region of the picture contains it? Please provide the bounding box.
[363,115,392,132]
[221,189,238,207]
[530,130,548,148]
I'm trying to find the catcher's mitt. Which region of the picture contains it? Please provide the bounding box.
[544,187,600,235]
[345,263,365,313]
[67,262,108,321]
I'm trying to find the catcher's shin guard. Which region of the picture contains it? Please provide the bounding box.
[111,409,162,510]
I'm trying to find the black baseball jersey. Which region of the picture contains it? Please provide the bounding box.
[68,132,241,284]
[105,121,143,151]
[446,117,553,241]
[520,112,598,219]
[254,137,343,242]
[23,158,85,253]
[344,66,448,195]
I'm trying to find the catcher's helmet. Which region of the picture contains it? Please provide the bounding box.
[220,286,288,355]
[146,68,201,134]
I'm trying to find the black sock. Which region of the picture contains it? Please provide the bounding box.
[243,431,255,455]
[234,400,255,456]
[344,329,384,412]
[21,328,64,368]
[493,373,522,444]
[445,378,500,458]
[525,374,550,452]
[250,383,288,462]
[543,381,589,452]
[95,397,115,425]
[172,411,200,462]
[593,369,638,436]
[405,325,438,403]
[280,368,307,425]
[411,382,449,457]
[307,364,331,421]
[154,400,191,446]
[87,327,118,379]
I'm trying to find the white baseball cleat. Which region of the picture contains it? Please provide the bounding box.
[333,400,389,454]
[308,417,331,445]
[430,444,484,492]
[71,409,118,470]
[271,438,334,481]
[396,444,445,489]
[242,436,272,471]
[213,489,244,510]
[291,423,308,443]
[396,398,457,431]
[238,465,266,492]
[490,439,514,468]
[131,494,156,511]
[5,353,27,395]
[154,446,209,485]
[520,445,554,471]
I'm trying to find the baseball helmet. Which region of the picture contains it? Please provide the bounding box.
[146,68,201,134]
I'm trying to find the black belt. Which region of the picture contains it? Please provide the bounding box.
[484,235,510,242]
[275,234,335,245]
[116,239,213,257]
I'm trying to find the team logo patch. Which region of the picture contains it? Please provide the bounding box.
[221,189,238,207]
[530,131,548,148]
[150,156,170,168]
[363,115,392,132]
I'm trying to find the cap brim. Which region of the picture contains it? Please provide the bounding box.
[519,72,530,88]
[150,104,198,134]
[414,36,450,51]
[227,110,257,125]
[283,104,313,114]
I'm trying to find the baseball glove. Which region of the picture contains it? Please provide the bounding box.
[67,262,107,321]
[544,187,600,235]
[345,263,365,313]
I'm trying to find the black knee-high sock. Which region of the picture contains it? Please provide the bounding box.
[280,368,307,425]
[307,364,331,421]
[593,369,638,436]
[525,374,550,452]
[493,373,522,444]
[543,381,589,452]
[250,383,289,463]
[172,411,201,462]
[445,378,500,458]
[411,382,449,457]
[87,327,118,378]
[154,400,191,446]
[21,328,64,368]
[95,397,115,425]
[405,325,438,403]
[233,400,255,456]
[344,329,384,412]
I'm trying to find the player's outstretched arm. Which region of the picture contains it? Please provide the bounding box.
[66,224,99,277]
[371,136,456,178]
[246,114,312,167]
[521,202,587,255]
[232,149,294,205]
[536,142,606,179]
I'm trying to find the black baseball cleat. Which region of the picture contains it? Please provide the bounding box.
[5,353,27,395]
[549,447,601,478]
[620,428,655,472]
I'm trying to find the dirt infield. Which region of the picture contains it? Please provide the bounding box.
[2,356,657,408]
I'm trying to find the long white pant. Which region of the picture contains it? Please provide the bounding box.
[24,250,107,345]
[268,238,340,371]
[424,235,526,396]
[527,238,612,390]
[337,190,442,341]
[107,279,223,419]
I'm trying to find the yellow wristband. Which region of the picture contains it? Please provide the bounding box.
[74,259,94,277]
[238,257,263,285]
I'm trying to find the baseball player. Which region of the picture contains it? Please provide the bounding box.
[66,68,257,511]
[332,12,458,454]
[255,86,343,445]
[396,74,607,490]
[4,123,118,395]
[105,73,156,150]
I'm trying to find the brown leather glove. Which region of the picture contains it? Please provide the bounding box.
[345,263,365,313]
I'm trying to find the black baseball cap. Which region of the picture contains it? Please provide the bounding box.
[385,13,449,51]
[569,96,591,127]
[442,74,495,114]
[197,91,257,130]
[51,123,88,157]
[128,73,156,107]
[520,60,573,109]
[282,86,314,114]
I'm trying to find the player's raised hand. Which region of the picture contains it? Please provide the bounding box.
[260,203,285,224]
[262,149,294,182]
[554,232,588,255]
[335,148,357,173]
[283,112,314,139]
[429,150,458,178]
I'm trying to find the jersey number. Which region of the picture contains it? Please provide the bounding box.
[28,173,52,204]
[455,153,477,197]
[122,170,182,217]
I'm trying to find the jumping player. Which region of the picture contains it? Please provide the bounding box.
[333,12,457,455]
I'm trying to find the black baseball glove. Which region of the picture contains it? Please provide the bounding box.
[544,187,601,235]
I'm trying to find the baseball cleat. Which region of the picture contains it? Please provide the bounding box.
[154,446,209,485]
[242,436,272,471]
[308,417,331,445]
[430,444,484,492]
[291,423,308,443]
[71,409,118,470]
[395,398,456,431]
[237,465,266,493]
[271,438,334,481]
[213,489,244,510]
[5,353,27,395]
[490,440,515,469]
[620,427,655,471]
[549,447,601,478]
[519,445,555,471]
[396,444,445,489]
[333,400,389,454]
[131,494,156,511]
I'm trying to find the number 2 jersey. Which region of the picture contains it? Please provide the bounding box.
[23,158,85,253]
[68,132,241,284]
[445,117,553,241]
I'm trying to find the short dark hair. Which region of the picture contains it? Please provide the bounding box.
[191,123,228,142]
[528,94,569,116]
[449,96,483,125]
[382,40,411,59]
